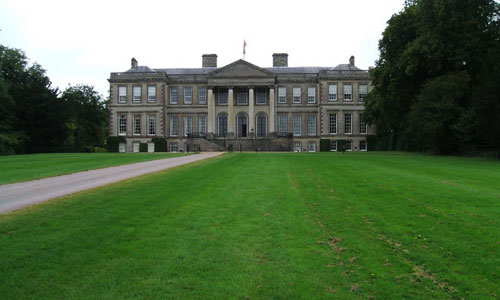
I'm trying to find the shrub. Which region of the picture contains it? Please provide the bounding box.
[320,139,331,152]
[367,135,377,151]
[152,138,166,152]
[337,140,346,152]
[106,136,125,152]
[92,147,107,153]
[139,143,148,152]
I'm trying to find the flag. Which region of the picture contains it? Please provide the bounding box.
[243,39,247,55]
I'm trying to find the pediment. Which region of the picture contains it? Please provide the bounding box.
[209,60,275,78]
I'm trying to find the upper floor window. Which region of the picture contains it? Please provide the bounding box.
[184,116,193,137]
[344,84,352,101]
[184,87,193,104]
[198,88,207,104]
[329,113,337,134]
[237,88,248,105]
[278,87,287,103]
[170,116,178,136]
[307,115,316,135]
[118,86,127,103]
[218,88,228,105]
[133,114,141,135]
[293,115,302,136]
[133,86,141,103]
[359,84,368,101]
[328,84,337,102]
[118,114,127,135]
[148,114,156,135]
[256,89,267,105]
[170,87,178,104]
[148,86,156,102]
[360,113,367,134]
[344,113,352,134]
[293,87,301,103]
[307,87,316,103]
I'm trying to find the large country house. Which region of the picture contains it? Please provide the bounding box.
[108,53,374,152]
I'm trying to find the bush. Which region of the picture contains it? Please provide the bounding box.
[337,140,346,152]
[92,147,107,153]
[320,139,331,152]
[106,136,125,152]
[139,143,148,152]
[366,135,377,151]
[152,138,166,152]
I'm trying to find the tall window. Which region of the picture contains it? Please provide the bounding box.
[328,84,337,102]
[133,86,141,103]
[359,84,368,101]
[360,113,367,134]
[256,114,267,137]
[237,88,248,105]
[344,84,352,101]
[360,140,367,151]
[170,116,178,136]
[293,87,301,103]
[307,115,316,136]
[307,87,316,103]
[279,115,287,135]
[198,88,207,104]
[278,87,287,103]
[329,114,337,134]
[184,87,193,104]
[170,87,178,104]
[256,89,267,104]
[184,116,193,137]
[237,114,248,137]
[199,116,207,136]
[344,113,352,134]
[218,113,228,137]
[293,115,302,136]
[133,115,141,135]
[148,86,156,102]
[118,114,127,135]
[148,114,156,135]
[118,86,127,103]
[218,88,228,105]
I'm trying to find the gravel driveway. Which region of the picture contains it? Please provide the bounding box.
[0,152,223,214]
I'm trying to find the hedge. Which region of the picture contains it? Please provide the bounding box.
[366,135,377,151]
[106,136,126,152]
[152,138,167,152]
[139,143,148,152]
[320,139,331,152]
[337,140,346,152]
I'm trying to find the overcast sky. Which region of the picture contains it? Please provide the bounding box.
[0,0,404,97]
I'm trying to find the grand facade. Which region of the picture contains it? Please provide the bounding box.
[108,53,374,152]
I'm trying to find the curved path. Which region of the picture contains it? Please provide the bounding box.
[0,152,223,214]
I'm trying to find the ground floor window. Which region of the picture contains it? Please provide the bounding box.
[330,140,337,151]
[308,141,316,152]
[133,142,140,152]
[147,143,154,153]
[256,114,267,137]
[170,142,178,152]
[218,114,228,137]
[294,142,301,152]
[345,140,352,151]
[360,140,367,151]
[119,143,126,153]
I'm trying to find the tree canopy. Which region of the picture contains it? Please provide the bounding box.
[364,0,500,153]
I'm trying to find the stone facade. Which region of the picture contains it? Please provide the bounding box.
[108,54,374,152]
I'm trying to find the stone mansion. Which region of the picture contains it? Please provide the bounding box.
[108,53,374,152]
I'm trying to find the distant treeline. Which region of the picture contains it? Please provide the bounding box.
[364,0,500,153]
[0,45,109,155]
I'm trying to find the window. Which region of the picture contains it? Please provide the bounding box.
[307,87,316,103]
[328,84,337,102]
[360,114,367,134]
[329,114,337,134]
[133,115,141,135]
[345,140,352,151]
[218,88,228,105]
[278,115,287,136]
[118,114,127,135]
[170,116,178,136]
[198,88,207,104]
[184,87,193,104]
[133,86,141,103]
[148,114,156,135]
[237,114,248,137]
[237,88,248,105]
[256,114,267,137]
[344,84,352,101]
[119,143,126,153]
[148,86,156,102]
[360,140,367,151]
[278,87,287,103]
[307,115,316,136]
[170,142,178,152]
[170,87,178,104]
[330,140,337,152]
[184,116,193,137]
[344,113,352,134]
[293,87,301,103]
[294,142,301,152]
[218,114,228,137]
[308,141,316,152]
[147,143,155,153]
[118,86,127,103]
[359,84,368,101]
[133,143,140,153]
[256,89,267,104]
[293,115,302,136]
[199,116,207,136]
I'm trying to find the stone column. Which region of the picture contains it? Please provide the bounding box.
[228,88,234,138]
[249,87,255,136]
[207,88,214,137]
[269,87,275,134]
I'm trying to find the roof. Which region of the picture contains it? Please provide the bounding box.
[125,66,155,73]
[265,67,330,74]
[154,67,216,75]
[330,64,362,71]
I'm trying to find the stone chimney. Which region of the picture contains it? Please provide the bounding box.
[202,54,217,68]
[131,57,138,69]
[273,53,288,67]
[349,56,355,67]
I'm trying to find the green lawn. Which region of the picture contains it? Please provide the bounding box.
[0,153,499,299]
[0,153,187,184]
